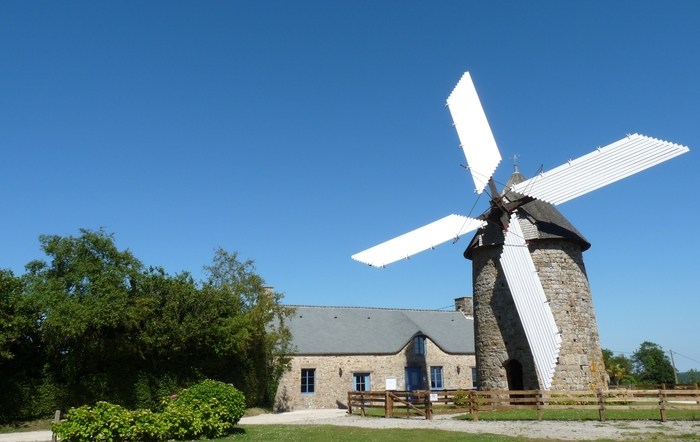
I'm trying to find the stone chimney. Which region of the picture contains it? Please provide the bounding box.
[454,296,473,316]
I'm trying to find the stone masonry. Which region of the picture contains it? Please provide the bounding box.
[469,233,607,391]
[274,337,475,411]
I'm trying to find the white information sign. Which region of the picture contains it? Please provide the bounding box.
[430,393,438,402]
[385,377,397,391]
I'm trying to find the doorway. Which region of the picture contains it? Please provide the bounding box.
[504,359,524,391]
[405,367,422,391]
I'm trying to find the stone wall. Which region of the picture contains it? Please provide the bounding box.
[471,238,607,391]
[274,337,475,411]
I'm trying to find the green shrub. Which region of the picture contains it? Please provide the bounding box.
[52,402,133,442]
[453,389,470,407]
[176,379,246,426]
[51,379,246,442]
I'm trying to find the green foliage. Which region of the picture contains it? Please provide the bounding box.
[453,389,470,407]
[632,341,676,384]
[602,348,634,385]
[0,270,29,361]
[52,402,134,442]
[681,369,700,384]
[52,380,247,442]
[176,380,246,426]
[1,229,294,423]
[202,249,295,407]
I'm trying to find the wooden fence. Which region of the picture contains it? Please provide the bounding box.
[347,385,700,422]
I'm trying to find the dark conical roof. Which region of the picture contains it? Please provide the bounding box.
[463,171,590,260]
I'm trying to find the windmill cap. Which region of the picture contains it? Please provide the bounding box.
[463,171,591,260]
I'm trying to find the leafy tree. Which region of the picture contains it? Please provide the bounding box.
[1,229,294,421]
[682,368,700,384]
[203,249,295,406]
[23,228,145,406]
[0,269,47,422]
[602,348,635,385]
[0,269,28,360]
[632,341,675,384]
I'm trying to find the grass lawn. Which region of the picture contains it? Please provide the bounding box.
[455,408,700,421]
[350,406,700,421]
[215,425,566,442]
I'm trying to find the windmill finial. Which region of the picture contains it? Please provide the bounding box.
[512,154,519,173]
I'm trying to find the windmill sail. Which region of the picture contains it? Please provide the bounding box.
[446,72,501,194]
[511,134,689,205]
[499,212,561,390]
[351,215,485,267]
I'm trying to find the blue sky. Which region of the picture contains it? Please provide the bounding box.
[1,1,698,371]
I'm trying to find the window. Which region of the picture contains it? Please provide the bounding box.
[471,367,478,389]
[430,366,443,390]
[301,368,315,394]
[353,373,370,391]
[414,336,426,355]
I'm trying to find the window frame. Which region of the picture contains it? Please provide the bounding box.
[414,336,426,356]
[353,372,371,391]
[301,368,315,394]
[430,366,444,390]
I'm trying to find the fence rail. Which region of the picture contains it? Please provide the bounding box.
[347,385,700,422]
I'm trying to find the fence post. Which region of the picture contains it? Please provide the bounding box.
[425,392,433,420]
[51,410,61,442]
[659,388,667,422]
[536,390,543,421]
[347,392,352,414]
[597,389,606,422]
[360,392,366,417]
[385,390,393,419]
[470,390,479,421]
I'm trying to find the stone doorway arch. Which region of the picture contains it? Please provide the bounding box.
[504,359,524,391]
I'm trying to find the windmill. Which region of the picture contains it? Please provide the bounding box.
[352,72,689,391]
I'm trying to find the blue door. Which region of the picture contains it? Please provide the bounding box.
[405,367,422,391]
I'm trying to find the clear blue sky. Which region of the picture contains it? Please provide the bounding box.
[2,1,698,371]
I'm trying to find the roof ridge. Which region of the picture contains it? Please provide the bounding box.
[284,304,458,313]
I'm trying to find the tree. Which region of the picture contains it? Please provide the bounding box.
[602,348,635,385]
[683,368,700,384]
[0,269,28,360]
[203,249,295,406]
[632,341,675,384]
[24,228,145,406]
[1,229,294,420]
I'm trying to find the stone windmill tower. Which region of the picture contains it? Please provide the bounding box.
[351,72,689,391]
[464,166,607,390]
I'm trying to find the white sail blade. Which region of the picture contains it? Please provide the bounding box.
[500,213,561,390]
[352,215,486,267]
[511,134,689,205]
[446,72,502,194]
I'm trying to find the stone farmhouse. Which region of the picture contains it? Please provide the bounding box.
[274,298,476,411]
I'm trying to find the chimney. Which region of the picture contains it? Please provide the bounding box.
[454,296,473,316]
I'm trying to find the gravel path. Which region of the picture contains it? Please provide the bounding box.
[241,409,700,440]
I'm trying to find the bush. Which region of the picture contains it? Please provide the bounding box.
[51,379,246,442]
[177,379,246,426]
[453,389,470,407]
[52,402,134,442]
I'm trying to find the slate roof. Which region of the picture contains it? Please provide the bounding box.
[464,170,590,259]
[284,305,474,355]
